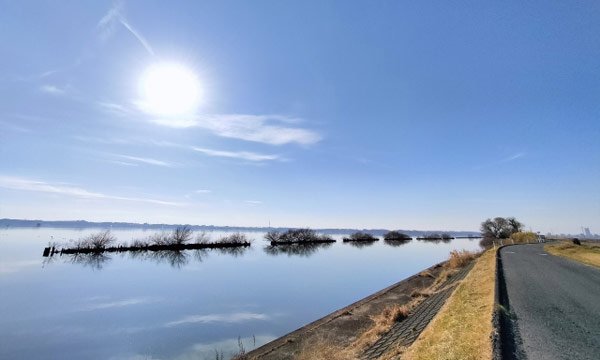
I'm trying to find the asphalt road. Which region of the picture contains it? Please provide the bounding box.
[501,243,600,360]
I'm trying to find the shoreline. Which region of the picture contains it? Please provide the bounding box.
[246,261,449,359]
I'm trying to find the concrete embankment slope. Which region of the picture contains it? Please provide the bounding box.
[246,262,448,359]
[500,243,600,360]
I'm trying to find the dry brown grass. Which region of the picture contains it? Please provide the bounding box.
[545,241,600,268]
[354,304,411,348]
[296,337,356,360]
[419,269,435,278]
[401,249,495,360]
[448,249,478,269]
[296,303,413,360]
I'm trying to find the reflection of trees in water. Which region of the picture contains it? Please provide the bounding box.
[145,250,189,269]
[345,240,377,248]
[384,239,411,247]
[66,252,111,270]
[59,248,252,270]
[417,238,451,244]
[263,243,333,257]
[214,246,249,257]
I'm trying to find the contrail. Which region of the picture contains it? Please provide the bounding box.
[98,2,155,56]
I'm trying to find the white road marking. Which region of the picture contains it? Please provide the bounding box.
[505,251,515,253]
[539,253,548,256]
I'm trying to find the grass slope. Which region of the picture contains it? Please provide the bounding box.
[401,249,495,360]
[545,241,600,268]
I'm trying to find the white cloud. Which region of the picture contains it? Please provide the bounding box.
[0,175,182,206]
[152,114,321,146]
[192,147,283,162]
[40,85,66,96]
[97,3,155,56]
[244,200,262,205]
[98,102,134,116]
[165,312,269,327]
[502,152,526,162]
[114,154,176,167]
[193,189,211,194]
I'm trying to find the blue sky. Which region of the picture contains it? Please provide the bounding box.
[1,1,599,233]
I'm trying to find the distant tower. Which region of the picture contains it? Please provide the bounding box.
[584,227,592,237]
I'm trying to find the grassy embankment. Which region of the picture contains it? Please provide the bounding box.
[398,248,496,360]
[545,241,600,268]
[297,251,488,360]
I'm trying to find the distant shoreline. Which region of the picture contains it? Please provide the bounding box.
[0,218,481,237]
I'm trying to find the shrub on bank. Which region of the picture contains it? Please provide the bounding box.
[264,228,333,243]
[384,231,412,241]
[218,232,249,245]
[510,231,537,244]
[76,230,116,250]
[343,232,378,242]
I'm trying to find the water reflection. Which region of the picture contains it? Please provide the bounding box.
[263,243,333,257]
[416,238,452,244]
[384,239,412,247]
[145,250,189,269]
[66,252,112,270]
[344,240,378,248]
[59,247,251,270]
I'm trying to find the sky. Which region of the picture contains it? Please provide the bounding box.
[0,1,599,233]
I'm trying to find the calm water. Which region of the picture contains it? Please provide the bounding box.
[0,228,482,360]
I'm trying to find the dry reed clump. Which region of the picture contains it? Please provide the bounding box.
[419,270,435,278]
[350,303,411,353]
[448,249,478,269]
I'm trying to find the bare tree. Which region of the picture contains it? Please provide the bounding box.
[507,217,524,234]
[384,231,411,241]
[171,225,193,245]
[481,217,524,244]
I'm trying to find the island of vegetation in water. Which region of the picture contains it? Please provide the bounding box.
[264,228,336,245]
[42,226,251,257]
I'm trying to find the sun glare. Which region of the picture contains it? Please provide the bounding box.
[138,63,201,117]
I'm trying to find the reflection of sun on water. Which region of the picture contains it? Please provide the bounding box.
[137,62,201,117]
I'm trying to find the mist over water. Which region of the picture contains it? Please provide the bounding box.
[0,228,481,359]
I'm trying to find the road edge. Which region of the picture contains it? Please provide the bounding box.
[493,244,528,360]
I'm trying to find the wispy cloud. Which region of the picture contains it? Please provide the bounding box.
[501,152,526,162]
[0,176,182,206]
[97,101,135,116]
[244,200,262,205]
[193,189,211,194]
[40,85,66,96]
[192,147,283,162]
[165,312,269,327]
[97,2,155,56]
[113,154,176,167]
[152,114,321,146]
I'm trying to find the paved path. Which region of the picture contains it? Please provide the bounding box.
[362,264,473,359]
[501,243,600,360]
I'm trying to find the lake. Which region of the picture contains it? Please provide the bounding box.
[0,227,482,360]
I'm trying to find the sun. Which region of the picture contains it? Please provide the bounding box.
[137,62,202,117]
